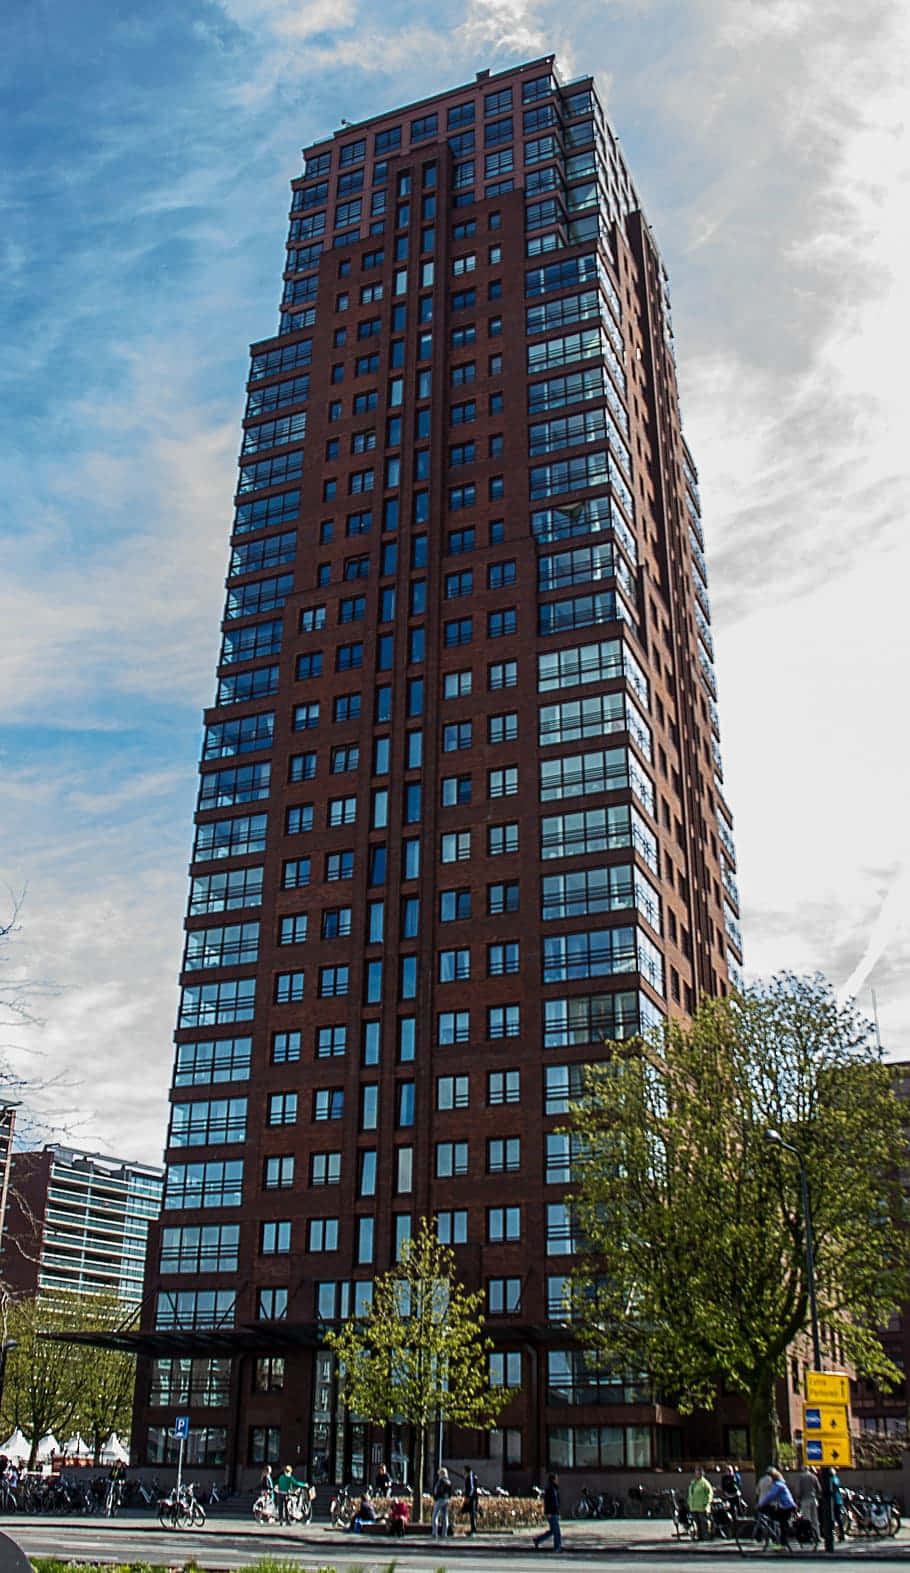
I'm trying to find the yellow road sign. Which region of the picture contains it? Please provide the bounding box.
[805,1371,850,1405]
[803,1402,850,1441]
[804,1435,853,1468]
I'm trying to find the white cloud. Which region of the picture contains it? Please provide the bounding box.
[0,349,237,724]
[2,0,909,1173]
[459,0,551,57]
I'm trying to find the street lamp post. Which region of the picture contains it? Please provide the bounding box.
[0,1340,17,1418]
[436,1342,449,1477]
[765,1128,834,1555]
[765,1130,821,1369]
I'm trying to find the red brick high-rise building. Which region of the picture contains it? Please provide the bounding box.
[134,55,742,1485]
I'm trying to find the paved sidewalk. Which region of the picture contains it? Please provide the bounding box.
[2,1508,906,1557]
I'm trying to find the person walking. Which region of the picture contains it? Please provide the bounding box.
[795,1466,820,1534]
[828,1468,845,1540]
[688,1466,714,1540]
[462,1463,480,1535]
[758,1467,797,1549]
[755,1466,775,1510]
[275,1463,306,1523]
[431,1465,452,1539]
[533,1472,562,1552]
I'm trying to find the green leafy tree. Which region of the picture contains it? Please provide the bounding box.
[1,1293,135,1464]
[69,1298,137,1463]
[566,974,908,1473]
[1,1297,81,1462]
[325,1217,508,1515]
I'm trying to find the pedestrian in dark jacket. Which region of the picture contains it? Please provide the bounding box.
[534,1473,562,1551]
[463,1464,479,1534]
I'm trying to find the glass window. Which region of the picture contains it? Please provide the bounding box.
[437,1209,468,1244]
[437,1074,469,1109]
[487,1206,520,1241]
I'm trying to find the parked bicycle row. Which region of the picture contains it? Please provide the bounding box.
[0,1466,238,1519]
[631,1469,902,1548]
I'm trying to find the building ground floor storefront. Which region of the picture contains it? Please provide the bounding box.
[127,1325,755,1489]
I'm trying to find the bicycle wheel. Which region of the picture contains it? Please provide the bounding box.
[789,1515,818,1555]
[158,1501,175,1529]
[755,1516,774,1553]
[175,1503,192,1529]
[191,1501,206,1526]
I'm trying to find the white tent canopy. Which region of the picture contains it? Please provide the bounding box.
[63,1434,92,1458]
[35,1432,59,1461]
[101,1433,129,1462]
[0,1428,30,1458]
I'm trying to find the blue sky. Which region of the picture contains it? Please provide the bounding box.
[2,0,908,1163]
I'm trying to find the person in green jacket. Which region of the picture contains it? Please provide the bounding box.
[275,1463,307,1523]
[688,1467,714,1540]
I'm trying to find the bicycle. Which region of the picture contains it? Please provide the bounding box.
[628,1481,673,1518]
[158,1480,206,1529]
[668,1489,698,1540]
[252,1489,279,1523]
[329,1482,358,1527]
[842,1486,900,1537]
[573,1484,621,1519]
[737,1507,818,1555]
[287,1482,315,1523]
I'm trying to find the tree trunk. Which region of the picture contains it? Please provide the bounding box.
[414,1423,426,1524]
[749,1367,780,1477]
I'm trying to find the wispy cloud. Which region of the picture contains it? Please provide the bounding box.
[1,0,909,1168]
[838,865,910,1007]
[459,0,552,57]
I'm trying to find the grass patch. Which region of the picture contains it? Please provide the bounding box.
[31,1561,411,1573]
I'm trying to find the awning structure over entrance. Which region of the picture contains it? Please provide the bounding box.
[39,1322,324,1358]
[42,1318,565,1359]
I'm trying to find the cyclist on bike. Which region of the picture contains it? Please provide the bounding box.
[758,1468,797,1548]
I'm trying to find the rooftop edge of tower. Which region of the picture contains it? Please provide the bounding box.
[300,55,585,159]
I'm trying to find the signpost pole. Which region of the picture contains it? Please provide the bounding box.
[173,1416,190,1498]
[766,1131,835,1556]
[804,1381,851,1556]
